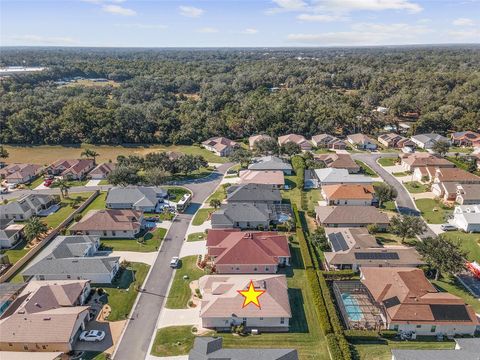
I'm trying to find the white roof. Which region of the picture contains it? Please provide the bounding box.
[454,204,480,224]
[314,168,373,184]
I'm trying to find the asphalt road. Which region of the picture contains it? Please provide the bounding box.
[352,152,437,238]
[113,162,232,360]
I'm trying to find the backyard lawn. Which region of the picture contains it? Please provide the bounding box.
[375,233,417,246]
[100,227,167,252]
[433,275,480,313]
[441,231,480,262]
[404,181,430,194]
[415,199,452,224]
[45,192,93,228]
[355,160,378,177]
[151,326,213,357]
[187,232,206,242]
[165,255,205,309]
[192,208,213,226]
[1,239,29,264]
[99,262,149,321]
[81,191,107,215]
[377,157,398,167]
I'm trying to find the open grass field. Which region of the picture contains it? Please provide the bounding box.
[415,198,453,224]
[45,192,93,228]
[441,231,480,262]
[151,326,214,357]
[165,255,205,309]
[100,227,167,252]
[192,208,213,226]
[3,144,227,165]
[99,262,149,321]
[403,181,430,193]
[377,157,398,167]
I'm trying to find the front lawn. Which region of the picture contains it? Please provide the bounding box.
[27,176,44,189]
[392,171,410,177]
[187,232,206,242]
[50,179,88,188]
[98,262,149,321]
[192,208,213,226]
[441,231,480,262]
[415,199,452,224]
[377,157,398,167]
[165,186,191,202]
[45,192,93,228]
[206,183,230,203]
[433,275,480,313]
[355,160,378,177]
[100,227,167,252]
[404,181,430,193]
[165,255,205,309]
[151,326,213,357]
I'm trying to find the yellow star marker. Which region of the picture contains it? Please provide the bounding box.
[237,280,266,309]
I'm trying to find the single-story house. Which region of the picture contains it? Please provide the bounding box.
[89,162,116,179]
[428,167,480,200]
[248,156,293,175]
[321,184,376,206]
[361,267,478,336]
[314,153,360,173]
[400,153,454,171]
[199,274,291,331]
[347,133,377,150]
[306,168,373,188]
[106,186,168,212]
[207,229,291,273]
[226,184,282,204]
[378,133,415,150]
[411,133,450,150]
[0,283,26,316]
[392,338,480,360]
[189,337,298,360]
[211,203,272,230]
[238,170,285,188]
[324,227,423,272]
[452,204,480,232]
[0,219,24,249]
[202,137,238,157]
[277,134,312,151]
[0,194,57,221]
[311,134,346,149]
[46,159,95,180]
[249,134,273,150]
[450,131,480,147]
[456,184,480,205]
[22,235,120,283]
[0,280,92,353]
[70,209,144,238]
[315,206,389,229]
[0,163,42,184]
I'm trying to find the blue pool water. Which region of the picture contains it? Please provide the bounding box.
[277,213,291,223]
[341,293,364,321]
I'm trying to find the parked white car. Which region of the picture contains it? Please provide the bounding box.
[440,223,457,231]
[170,256,180,268]
[79,330,105,342]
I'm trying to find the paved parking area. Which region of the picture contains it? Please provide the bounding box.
[457,273,480,298]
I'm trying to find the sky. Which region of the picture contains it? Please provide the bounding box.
[1,0,479,47]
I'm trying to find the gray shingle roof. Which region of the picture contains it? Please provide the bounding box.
[391,338,480,360]
[248,156,293,171]
[211,203,272,227]
[189,337,298,360]
[412,133,449,144]
[106,186,167,208]
[50,235,98,258]
[227,184,282,203]
[23,256,119,276]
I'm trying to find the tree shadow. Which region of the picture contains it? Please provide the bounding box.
[287,288,309,333]
[185,202,201,215]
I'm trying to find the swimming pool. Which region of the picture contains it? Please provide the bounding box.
[341,293,364,321]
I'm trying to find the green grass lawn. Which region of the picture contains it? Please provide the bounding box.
[50,179,88,188]
[98,179,109,185]
[206,183,231,204]
[100,227,167,252]
[281,176,302,208]
[187,232,206,242]
[27,176,44,189]
[433,275,480,313]
[355,160,378,177]
[354,338,455,360]
[1,239,29,264]
[415,199,452,224]
[165,255,205,309]
[446,156,480,176]
[45,192,93,228]
[441,231,480,262]
[167,167,214,182]
[377,157,398,167]
[81,191,107,215]
[165,186,191,202]
[376,233,417,246]
[192,208,213,226]
[305,188,322,213]
[151,326,214,357]
[381,200,397,212]
[404,181,430,193]
[99,262,149,321]
[392,171,410,177]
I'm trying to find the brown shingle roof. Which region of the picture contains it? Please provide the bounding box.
[322,184,375,200]
[315,153,360,171]
[315,206,389,225]
[70,209,142,231]
[400,153,454,168]
[434,167,480,182]
[239,170,285,186]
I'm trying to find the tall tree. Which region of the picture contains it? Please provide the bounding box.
[0,146,9,160]
[432,140,450,157]
[209,198,221,209]
[416,236,466,280]
[107,166,142,186]
[55,179,71,198]
[280,142,302,156]
[144,168,170,186]
[229,147,252,168]
[253,138,279,156]
[24,217,49,244]
[81,148,100,165]
[389,215,426,243]
[374,183,398,208]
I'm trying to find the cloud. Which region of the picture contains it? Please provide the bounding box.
[197,27,218,33]
[297,13,343,22]
[452,18,475,26]
[272,0,307,10]
[102,4,136,16]
[287,22,431,45]
[6,34,77,45]
[179,5,204,18]
[448,29,480,39]
[115,23,167,29]
[240,28,259,34]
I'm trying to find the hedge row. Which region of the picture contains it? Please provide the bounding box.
[326,334,343,359]
[291,155,305,189]
[320,270,357,280]
[306,269,333,334]
[292,205,314,270]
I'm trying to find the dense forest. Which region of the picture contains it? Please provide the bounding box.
[1,46,479,145]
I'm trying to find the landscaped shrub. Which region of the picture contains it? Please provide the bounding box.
[320,270,357,280]
[344,330,381,342]
[291,155,306,189]
[379,330,398,339]
[326,333,343,360]
[306,269,333,335]
[292,205,313,269]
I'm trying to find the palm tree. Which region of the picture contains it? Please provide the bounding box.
[71,195,83,208]
[81,148,100,165]
[0,145,9,160]
[24,217,49,244]
[56,179,71,198]
[209,198,221,209]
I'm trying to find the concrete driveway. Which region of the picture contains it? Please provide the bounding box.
[110,251,157,266]
[157,308,200,328]
[86,179,102,187]
[179,241,206,258]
